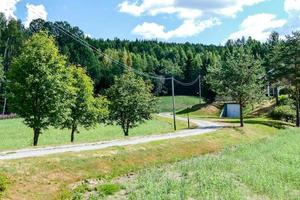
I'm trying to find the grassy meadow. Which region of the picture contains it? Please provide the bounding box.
[124,129,300,200]
[0,116,191,151]
[157,96,202,113]
[0,119,293,199]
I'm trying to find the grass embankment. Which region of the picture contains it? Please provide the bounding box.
[0,116,190,151]
[0,119,291,199]
[123,129,300,200]
[158,96,202,113]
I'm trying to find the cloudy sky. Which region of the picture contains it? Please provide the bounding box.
[0,0,299,44]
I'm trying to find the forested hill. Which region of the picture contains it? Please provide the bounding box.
[0,15,268,101]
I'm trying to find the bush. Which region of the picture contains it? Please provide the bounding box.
[97,183,121,196]
[278,95,295,106]
[270,105,295,122]
[0,174,8,196]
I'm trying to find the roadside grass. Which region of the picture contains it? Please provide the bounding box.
[123,128,300,200]
[0,119,288,200]
[0,116,191,151]
[158,96,202,113]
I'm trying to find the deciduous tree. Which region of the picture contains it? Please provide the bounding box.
[62,66,109,142]
[207,46,265,127]
[7,32,72,146]
[107,69,157,136]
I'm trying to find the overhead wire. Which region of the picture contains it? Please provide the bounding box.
[30,8,202,84]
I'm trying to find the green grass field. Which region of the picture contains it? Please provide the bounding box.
[0,116,190,150]
[73,127,300,200]
[158,96,202,113]
[0,119,283,199]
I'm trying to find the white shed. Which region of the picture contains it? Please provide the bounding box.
[220,103,240,118]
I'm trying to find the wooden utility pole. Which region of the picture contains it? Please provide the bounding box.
[172,77,176,131]
[199,74,202,104]
[187,107,190,129]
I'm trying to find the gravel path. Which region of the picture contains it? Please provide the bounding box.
[0,114,224,160]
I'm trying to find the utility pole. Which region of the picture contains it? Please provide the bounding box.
[187,107,190,129]
[172,77,176,131]
[199,74,202,104]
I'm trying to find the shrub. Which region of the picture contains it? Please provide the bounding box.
[270,105,295,122]
[97,183,121,196]
[0,174,8,196]
[278,95,295,106]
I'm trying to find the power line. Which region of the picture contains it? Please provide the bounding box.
[174,76,200,86]
[53,23,172,80]
[29,8,201,84]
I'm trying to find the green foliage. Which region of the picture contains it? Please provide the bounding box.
[7,32,72,146]
[97,183,121,196]
[0,57,3,88]
[270,105,295,122]
[278,95,295,106]
[281,32,300,126]
[0,174,8,196]
[107,69,157,136]
[61,66,109,142]
[207,46,265,126]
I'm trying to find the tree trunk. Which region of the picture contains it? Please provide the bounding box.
[275,87,279,106]
[33,128,40,146]
[296,90,300,127]
[2,98,6,115]
[71,128,75,143]
[124,128,129,136]
[239,103,244,127]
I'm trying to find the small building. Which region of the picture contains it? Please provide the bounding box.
[220,103,240,118]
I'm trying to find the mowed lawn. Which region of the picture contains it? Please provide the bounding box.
[0,116,190,150]
[158,96,201,113]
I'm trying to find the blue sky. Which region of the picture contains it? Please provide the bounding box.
[1,0,300,44]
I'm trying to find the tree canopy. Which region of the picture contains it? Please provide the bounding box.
[107,69,157,136]
[207,46,265,127]
[61,65,109,142]
[7,32,72,145]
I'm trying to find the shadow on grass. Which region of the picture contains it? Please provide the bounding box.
[217,118,292,129]
[177,103,218,115]
[177,104,204,115]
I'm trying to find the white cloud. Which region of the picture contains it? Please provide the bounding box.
[133,18,221,40]
[119,0,267,40]
[119,0,267,18]
[284,0,300,14]
[24,4,48,28]
[0,0,20,20]
[227,13,287,42]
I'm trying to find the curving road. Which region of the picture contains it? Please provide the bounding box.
[0,114,224,160]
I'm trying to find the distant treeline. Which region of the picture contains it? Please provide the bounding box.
[0,13,279,111]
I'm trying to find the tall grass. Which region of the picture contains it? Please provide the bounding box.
[126,129,300,199]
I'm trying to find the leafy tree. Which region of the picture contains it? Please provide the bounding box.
[264,32,283,105]
[0,57,3,88]
[206,46,265,127]
[107,69,157,136]
[7,32,72,146]
[62,66,109,142]
[0,18,25,114]
[280,31,300,127]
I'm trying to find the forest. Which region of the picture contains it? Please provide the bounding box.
[0,12,299,127]
[0,13,268,106]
